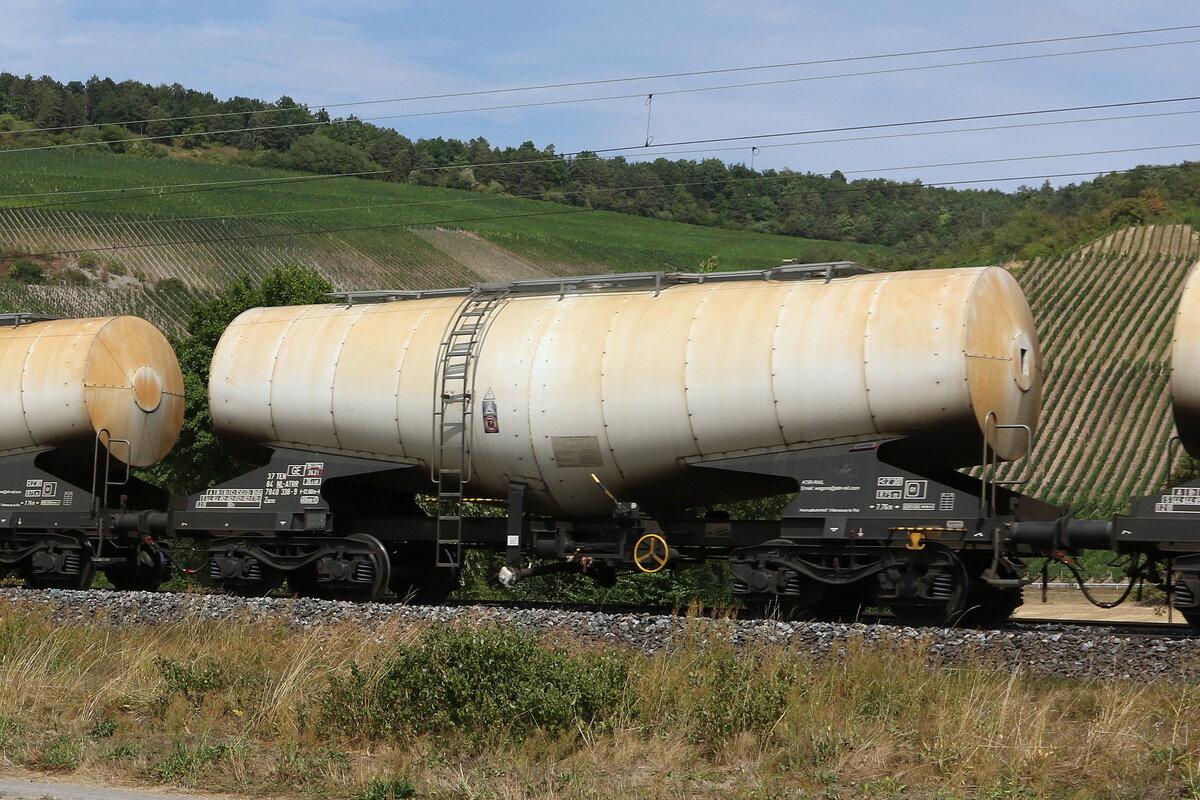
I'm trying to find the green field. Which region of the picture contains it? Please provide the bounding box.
[0,149,884,284]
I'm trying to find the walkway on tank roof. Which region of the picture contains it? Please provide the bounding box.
[328,261,879,305]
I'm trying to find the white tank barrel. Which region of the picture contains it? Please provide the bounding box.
[210,265,1042,515]
[0,315,185,467]
[1171,260,1200,454]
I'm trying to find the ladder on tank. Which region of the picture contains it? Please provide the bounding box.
[432,287,509,568]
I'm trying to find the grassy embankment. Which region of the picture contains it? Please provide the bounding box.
[2,603,1200,800]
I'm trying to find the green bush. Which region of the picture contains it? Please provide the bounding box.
[7,259,45,284]
[358,777,418,800]
[150,740,230,781]
[677,647,801,749]
[154,656,226,706]
[319,624,627,742]
[36,734,81,771]
[154,277,186,293]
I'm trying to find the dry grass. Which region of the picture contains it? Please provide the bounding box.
[1,603,1199,799]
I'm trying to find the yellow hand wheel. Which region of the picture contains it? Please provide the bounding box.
[633,533,670,573]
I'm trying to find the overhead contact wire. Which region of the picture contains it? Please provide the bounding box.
[4,98,1199,210]
[6,24,1198,137]
[1,39,1197,155]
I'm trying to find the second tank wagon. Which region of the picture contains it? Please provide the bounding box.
[181,262,1058,616]
[0,314,184,466]
[0,313,185,590]
[209,263,1042,517]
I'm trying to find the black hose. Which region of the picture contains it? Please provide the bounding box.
[1053,553,1143,609]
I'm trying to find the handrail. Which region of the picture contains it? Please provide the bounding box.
[979,411,1033,519]
[328,262,879,305]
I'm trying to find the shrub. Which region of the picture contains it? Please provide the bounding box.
[150,740,230,781]
[8,260,45,284]
[153,655,226,706]
[358,777,418,800]
[36,734,81,771]
[319,624,627,742]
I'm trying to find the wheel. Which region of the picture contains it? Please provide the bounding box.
[25,560,96,590]
[23,534,95,590]
[813,584,868,623]
[105,549,171,592]
[949,554,1025,627]
[1181,609,1200,631]
[224,567,285,597]
[888,545,970,627]
[328,533,391,602]
[209,534,286,597]
[959,579,1024,627]
[388,546,459,604]
[741,574,827,620]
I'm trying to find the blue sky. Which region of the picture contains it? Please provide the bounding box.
[1,1,1197,188]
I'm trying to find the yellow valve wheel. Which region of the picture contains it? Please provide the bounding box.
[633,533,670,573]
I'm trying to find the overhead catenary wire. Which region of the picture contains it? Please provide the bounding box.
[587,96,1200,154]
[6,24,1198,137]
[1,38,1198,155]
[8,141,1200,237]
[4,96,1199,210]
[13,167,1173,258]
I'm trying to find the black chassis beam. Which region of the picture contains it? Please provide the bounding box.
[0,450,146,572]
[167,442,1064,588]
[687,442,1057,598]
[1009,479,1200,558]
[694,441,1059,541]
[1008,480,1200,614]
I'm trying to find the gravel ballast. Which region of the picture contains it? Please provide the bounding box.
[4,588,1199,683]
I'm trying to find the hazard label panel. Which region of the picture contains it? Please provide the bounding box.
[1155,487,1200,513]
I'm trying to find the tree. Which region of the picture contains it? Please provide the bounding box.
[145,265,333,495]
[262,134,378,175]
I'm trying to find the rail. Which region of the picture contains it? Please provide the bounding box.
[0,313,57,327]
[328,261,879,305]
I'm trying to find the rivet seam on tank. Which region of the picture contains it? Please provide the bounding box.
[862,281,884,425]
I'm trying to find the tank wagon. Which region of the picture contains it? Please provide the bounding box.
[0,314,184,589]
[180,261,1059,622]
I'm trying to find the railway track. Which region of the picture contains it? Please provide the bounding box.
[8,582,1200,639]
[1006,616,1199,638]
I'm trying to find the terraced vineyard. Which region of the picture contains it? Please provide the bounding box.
[0,149,877,288]
[1002,224,1200,516]
[0,150,886,344]
[0,280,193,336]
